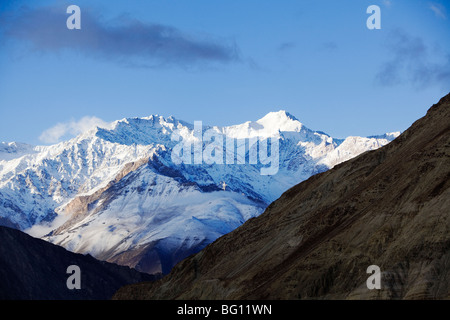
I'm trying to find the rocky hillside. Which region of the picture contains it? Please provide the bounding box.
[0,226,155,299]
[114,93,450,299]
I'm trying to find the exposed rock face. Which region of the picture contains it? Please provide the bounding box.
[114,94,450,300]
[0,226,155,300]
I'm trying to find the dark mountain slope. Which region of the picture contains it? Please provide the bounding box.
[114,93,450,300]
[0,226,155,299]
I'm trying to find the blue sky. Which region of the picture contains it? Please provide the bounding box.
[0,0,449,145]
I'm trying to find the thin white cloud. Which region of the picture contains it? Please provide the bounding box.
[24,213,69,238]
[430,3,447,19]
[39,116,111,144]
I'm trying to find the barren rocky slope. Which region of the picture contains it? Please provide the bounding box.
[114,93,450,300]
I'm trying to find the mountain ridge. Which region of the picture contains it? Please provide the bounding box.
[0,110,399,274]
[0,225,155,299]
[113,93,450,299]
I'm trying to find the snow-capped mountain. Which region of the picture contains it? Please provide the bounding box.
[0,111,399,274]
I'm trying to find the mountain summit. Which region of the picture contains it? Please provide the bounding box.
[0,110,398,274]
[257,110,302,131]
[223,110,304,139]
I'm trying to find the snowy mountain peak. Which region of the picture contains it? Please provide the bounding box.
[110,114,177,129]
[94,114,189,146]
[0,142,38,161]
[256,110,303,133]
[368,131,401,140]
[222,110,305,139]
[92,111,308,145]
[258,109,298,122]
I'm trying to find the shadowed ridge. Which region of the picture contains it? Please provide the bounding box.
[0,226,155,300]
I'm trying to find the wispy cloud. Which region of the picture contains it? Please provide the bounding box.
[39,116,111,144]
[0,5,240,68]
[375,29,450,89]
[429,3,447,19]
